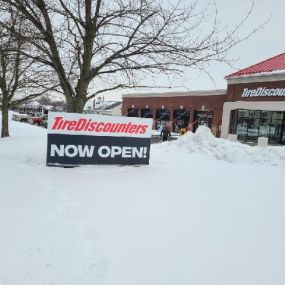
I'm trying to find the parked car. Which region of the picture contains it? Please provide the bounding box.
[28,114,48,126]
[12,113,29,123]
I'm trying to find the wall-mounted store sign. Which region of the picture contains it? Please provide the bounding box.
[46,112,153,166]
[241,87,285,98]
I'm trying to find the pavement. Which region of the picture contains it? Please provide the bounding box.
[151,135,178,144]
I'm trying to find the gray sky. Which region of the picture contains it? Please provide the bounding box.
[103,0,285,101]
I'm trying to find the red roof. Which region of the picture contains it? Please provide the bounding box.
[226,52,285,78]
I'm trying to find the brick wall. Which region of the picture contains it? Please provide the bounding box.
[122,94,226,136]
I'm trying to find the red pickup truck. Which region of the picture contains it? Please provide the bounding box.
[28,114,48,126]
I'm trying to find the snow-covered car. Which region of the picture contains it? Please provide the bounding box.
[12,113,29,123]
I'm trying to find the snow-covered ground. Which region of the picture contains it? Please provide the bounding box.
[0,112,285,285]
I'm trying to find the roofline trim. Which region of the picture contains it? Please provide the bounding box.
[226,73,285,84]
[122,89,227,98]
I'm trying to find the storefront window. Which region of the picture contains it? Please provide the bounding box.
[238,109,249,118]
[155,109,170,130]
[236,118,248,141]
[247,111,261,142]
[156,109,170,121]
[173,109,190,132]
[127,108,139,117]
[193,111,214,132]
[247,118,259,142]
[232,109,285,145]
[259,111,272,138]
[141,108,153,118]
[270,112,283,144]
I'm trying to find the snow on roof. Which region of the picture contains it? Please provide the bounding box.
[226,52,285,78]
[84,100,121,111]
[42,105,54,110]
[21,100,41,107]
[122,89,226,98]
[100,101,121,111]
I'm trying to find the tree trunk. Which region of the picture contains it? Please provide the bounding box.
[66,95,86,113]
[65,90,87,113]
[1,104,9,138]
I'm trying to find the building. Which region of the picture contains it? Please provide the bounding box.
[221,52,285,145]
[122,52,285,145]
[16,101,54,115]
[84,101,122,116]
[122,89,226,136]
[97,101,122,116]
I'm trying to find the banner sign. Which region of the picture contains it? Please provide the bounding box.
[46,112,153,166]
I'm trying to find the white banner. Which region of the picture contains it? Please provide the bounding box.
[46,112,153,166]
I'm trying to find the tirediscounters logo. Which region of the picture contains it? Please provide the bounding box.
[46,112,153,166]
[241,87,285,98]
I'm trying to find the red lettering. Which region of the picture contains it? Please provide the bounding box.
[75,119,87,131]
[88,122,97,131]
[67,120,77,130]
[138,125,148,134]
[117,123,127,132]
[103,123,112,132]
[52,116,63,129]
[110,123,120,132]
[134,124,147,134]
[128,124,137,133]
[96,122,104,132]
[61,120,70,130]
[125,122,132,132]
[51,118,148,135]
[84,119,93,131]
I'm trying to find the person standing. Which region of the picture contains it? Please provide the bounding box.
[160,126,171,142]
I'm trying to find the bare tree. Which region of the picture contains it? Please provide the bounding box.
[0,7,58,137]
[0,0,264,113]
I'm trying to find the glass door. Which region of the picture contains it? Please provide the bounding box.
[246,110,261,143]
[269,112,284,144]
[235,109,249,142]
[281,119,285,145]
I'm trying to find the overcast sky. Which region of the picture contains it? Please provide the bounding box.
[103,0,285,101]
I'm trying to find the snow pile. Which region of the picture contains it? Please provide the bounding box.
[164,126,285,168]
[0,113,47,167]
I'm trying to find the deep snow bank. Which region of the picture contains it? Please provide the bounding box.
[157,126,285,168]
[0,112,47,166]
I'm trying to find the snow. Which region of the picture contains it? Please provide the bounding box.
[171,127,285,167]
[84,100,121,111]
[1,112,285,285]
[20,100,41,107]
[226,69,285,79]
